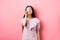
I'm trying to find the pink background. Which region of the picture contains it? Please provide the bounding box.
[0,0,60,40]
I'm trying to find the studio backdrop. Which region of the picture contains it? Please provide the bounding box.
[0,0,60,40]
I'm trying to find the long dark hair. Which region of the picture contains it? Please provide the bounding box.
[23,5,36,18]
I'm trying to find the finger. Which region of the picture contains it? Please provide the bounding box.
[25,11,28,14]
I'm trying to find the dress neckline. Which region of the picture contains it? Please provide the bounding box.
[27,18,35,21]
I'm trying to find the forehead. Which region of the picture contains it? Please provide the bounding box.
[27,7,32,9]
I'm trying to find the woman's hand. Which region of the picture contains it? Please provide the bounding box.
[21,11,28,26]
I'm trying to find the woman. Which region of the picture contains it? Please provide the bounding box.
[21,5,40,40]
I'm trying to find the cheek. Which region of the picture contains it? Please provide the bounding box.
[30,10,32,14]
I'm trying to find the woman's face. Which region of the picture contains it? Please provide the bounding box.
[26,7,32,15]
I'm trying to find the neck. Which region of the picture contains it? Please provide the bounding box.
[28,14,32,19]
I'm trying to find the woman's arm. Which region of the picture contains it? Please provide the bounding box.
[37,22,40,40]
[21,18,27,26]
[21,18,27,32]
[37,29,40,40]
[22,25,24,32]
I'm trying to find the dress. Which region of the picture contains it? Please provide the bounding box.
[21,18,40,40]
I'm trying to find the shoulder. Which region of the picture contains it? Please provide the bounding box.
[33,17,40,23]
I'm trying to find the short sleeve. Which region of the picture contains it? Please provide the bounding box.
[36,22,40,30]
[36,18,40,30]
